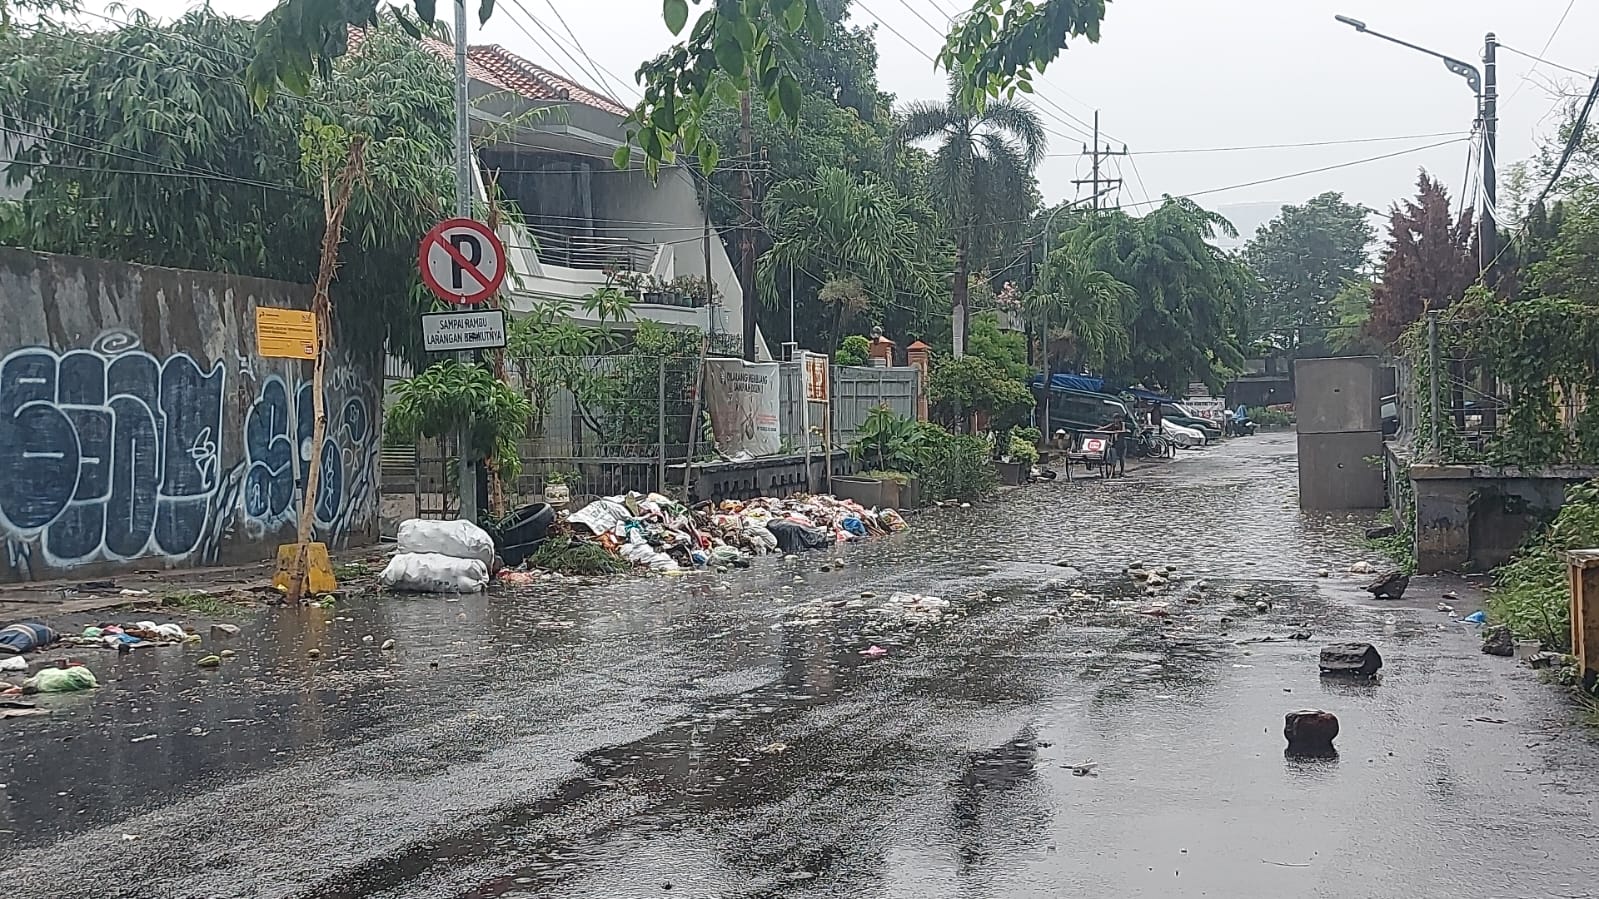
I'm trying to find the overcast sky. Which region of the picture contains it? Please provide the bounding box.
[90,0,1596,238]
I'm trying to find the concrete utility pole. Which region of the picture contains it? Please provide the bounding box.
[701,167,716,335]
[739,90,757,361]
[1481,32,1499,275]
[1071,111,1126,212]
[452,0,477,523]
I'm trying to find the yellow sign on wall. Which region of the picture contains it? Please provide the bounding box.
[256,307,318,360]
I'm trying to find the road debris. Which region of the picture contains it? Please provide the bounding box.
[1284,709,1339,754]
[1481,625,1515,657]
[1319,642,1383,677]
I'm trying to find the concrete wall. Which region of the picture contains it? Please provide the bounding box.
[1225,374,1293,408]
[0,248,380,583]
[1410,462,1599,573]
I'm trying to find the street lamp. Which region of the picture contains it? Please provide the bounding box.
[1333,14,1497,271]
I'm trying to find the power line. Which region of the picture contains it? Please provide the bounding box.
[536,0,637,101]
[1507,0,1577,102]
[1108,131,1469,157]
[1122,138,1468,211]
[1534,67,1599,207]
[1497,41,1592,80]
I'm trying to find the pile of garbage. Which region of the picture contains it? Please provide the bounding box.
[560,492,909,574]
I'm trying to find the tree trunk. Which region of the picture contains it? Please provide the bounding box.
[286,136,367,605]
[952,234,969,358]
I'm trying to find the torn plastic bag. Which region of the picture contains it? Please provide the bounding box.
[568,498,634,535]
[766,519,834,553]
[23,665,97,693]
[379,552,490,593]
[396,519,496,568]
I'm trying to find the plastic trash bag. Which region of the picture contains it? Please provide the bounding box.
[396,519,496,568]
[0,622,57,655]
[0,656,28,672]
[379,552,490,593]
[568,499,633,535]
[23,665,98,693]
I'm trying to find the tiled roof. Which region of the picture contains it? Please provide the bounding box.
[347,28,629,118]
[466,44,630,117]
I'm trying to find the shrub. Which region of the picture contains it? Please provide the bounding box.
[918,425,999,502]
[836,335,871,366]
[1007,434,1039,466]
[1250,406,1294,428]
[928,355,1034,430]
[1489,479,1599,650]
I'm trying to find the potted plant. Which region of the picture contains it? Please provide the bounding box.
[543,469,577,508]
[993,431,1036,486]
[640,275,668,306]
[837,407,926,508]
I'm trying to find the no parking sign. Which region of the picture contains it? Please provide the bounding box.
[418,217,507,305]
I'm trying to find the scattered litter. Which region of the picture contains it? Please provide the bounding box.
[16,665,97,693]
[397,518,496,568]
[0,656,28,672]
[1472,716,1508,725]
[195,655,222,668]
[0,622,57,655]
[1462,610,1487,624]
[1442,590,1459,600]
[117,588,151,597]
[381,639,397,651]
[1065,761,1099,777]
[1437,602,1454,613]
[859,645,889,658]
[210,624,240,638]
[130,734,157,743]
[1349,561,1376,574]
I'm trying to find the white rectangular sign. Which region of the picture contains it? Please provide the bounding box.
[703,358,782,458]
[421,309,508,352]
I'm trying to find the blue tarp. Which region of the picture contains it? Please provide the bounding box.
[1030,373,1106,393]
[1125,387,1176,404]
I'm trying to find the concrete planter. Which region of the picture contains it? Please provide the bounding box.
[994,460,1027,486]
[832,475,904,509]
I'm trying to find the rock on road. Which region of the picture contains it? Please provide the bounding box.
[4,433,1598,898]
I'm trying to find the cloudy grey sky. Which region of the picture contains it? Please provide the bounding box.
[89,0,1596,237]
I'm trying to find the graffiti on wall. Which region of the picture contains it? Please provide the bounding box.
[0,331,376,577]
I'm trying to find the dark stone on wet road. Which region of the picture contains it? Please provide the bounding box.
[1320,642,1383,676]
[1366,570,1410,599]
[1482,625,1515,657]
[1284,709,1340,754]
[1365,524,1397,540]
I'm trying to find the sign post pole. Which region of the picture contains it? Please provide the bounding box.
[418,215,507,523]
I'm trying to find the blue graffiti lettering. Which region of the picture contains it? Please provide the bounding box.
[0,337,224,566]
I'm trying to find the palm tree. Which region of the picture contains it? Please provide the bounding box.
[1028,251,1136,373]
[757,166,940,354]
[899,77,1046,357]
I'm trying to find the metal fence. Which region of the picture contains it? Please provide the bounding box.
[381,354,924,522]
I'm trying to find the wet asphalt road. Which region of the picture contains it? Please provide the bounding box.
[4,432,1599,899]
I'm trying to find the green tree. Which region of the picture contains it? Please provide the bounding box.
[927,353,1033,430]
[0,12,456,363]
[898,78,1046,358]
[242,0,1111,175]
[1329,279,1385,355]
[966,311,1030,382]
[1029,249,1135,372]
[756,165,942,354]
[1062,198,1253,391]
[1241,191,1374,354]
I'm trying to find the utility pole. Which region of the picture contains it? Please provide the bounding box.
[1481,32,1499,276]
[701,167,716,335]
[452,0,477,523]
[1071,111,1126,212]
[739,90,757,361]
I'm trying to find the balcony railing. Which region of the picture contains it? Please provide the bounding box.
[525,223,658,273]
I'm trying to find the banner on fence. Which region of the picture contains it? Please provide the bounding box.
[802,351,829,402]
[704,358,782,457]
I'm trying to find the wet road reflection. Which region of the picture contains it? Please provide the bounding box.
[5,433,1599,899]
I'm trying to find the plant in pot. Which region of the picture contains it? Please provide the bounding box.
[995,431,1038,486]
[542,469,579,508]
[839,406,926,508]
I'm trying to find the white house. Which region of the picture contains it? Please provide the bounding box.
[429,39,768,357]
